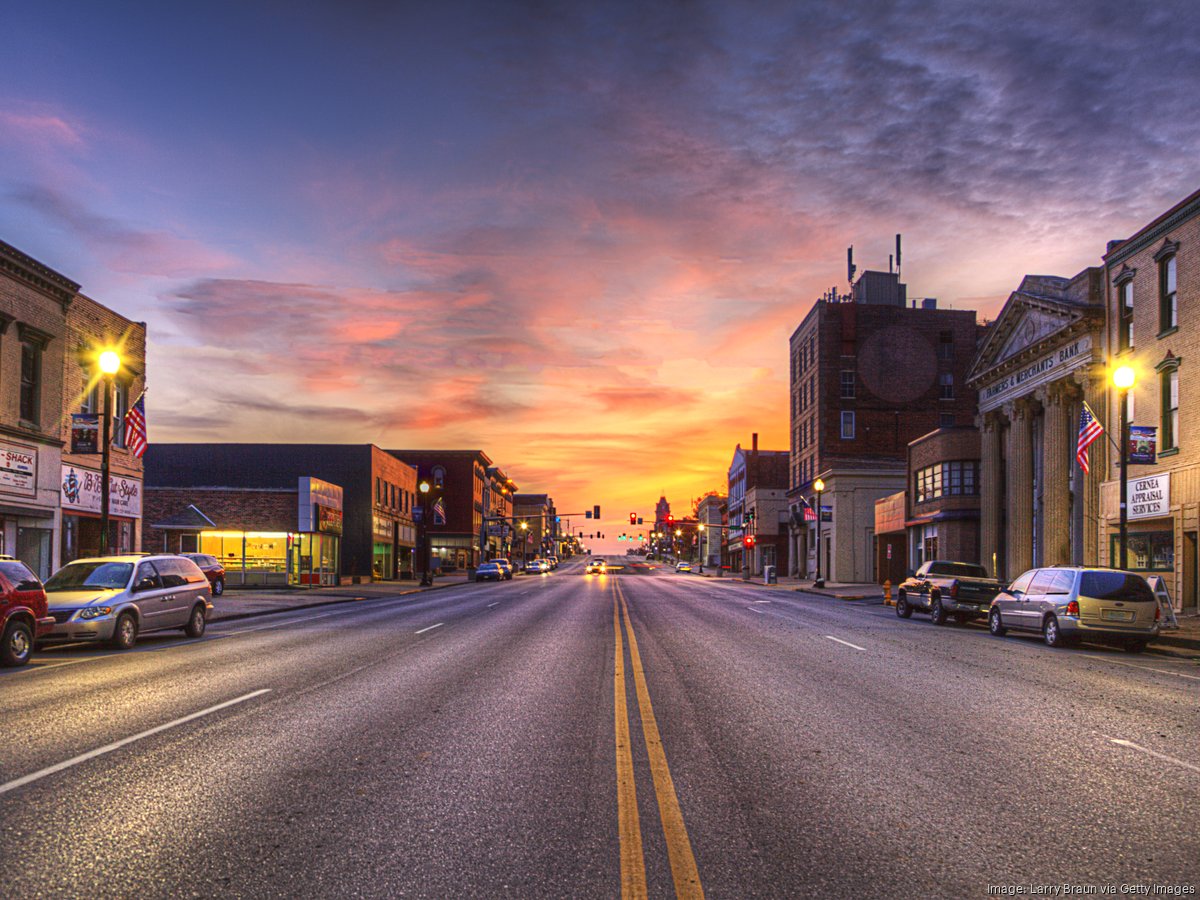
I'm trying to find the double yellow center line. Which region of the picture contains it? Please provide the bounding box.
[612,580,704,899]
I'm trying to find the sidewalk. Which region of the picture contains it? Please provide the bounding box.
[209,574,472,623]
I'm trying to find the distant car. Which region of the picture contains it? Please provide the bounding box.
[42,555,213,650]
[896,560,1002,625]
[475,561,504,582]
[180,552,227,595]
[546,556,560,570]
[988,566,1160,652]
[490,558,514,580]
[524,558,550,574]
[675,561,693,573]
[0,558,52,667]
[586,558,606,575]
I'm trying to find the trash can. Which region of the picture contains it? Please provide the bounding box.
[764,565,777,585]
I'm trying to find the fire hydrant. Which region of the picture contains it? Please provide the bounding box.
[883,580,893,606]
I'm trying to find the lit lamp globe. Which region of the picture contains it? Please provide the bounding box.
[813,478,825,493]
[419,480,430,495]
[1112,366,1136,390]
[98,349,121,375]
[675,529,682,537]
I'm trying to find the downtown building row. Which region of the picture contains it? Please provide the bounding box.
[0,239,147,579]
[777,188,1199,613]
[144,445,563,586]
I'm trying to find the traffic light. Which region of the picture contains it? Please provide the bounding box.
[667,514,674,526]
[745,508,755,525]
[594,505,601,519]
[743,535,756,548]
[629,512,637,525]
[637,517,643,525]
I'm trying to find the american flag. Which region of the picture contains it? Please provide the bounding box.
[124,392,148,458]
[800,495,817,522]
[1076,401,1104,474]
[432,496,447,525]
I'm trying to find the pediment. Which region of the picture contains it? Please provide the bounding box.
[993,308,1072,365]
[970,295,1083,384]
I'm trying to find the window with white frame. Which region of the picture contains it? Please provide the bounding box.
[1118,278,1134,352]
[840,370,855,399]
[840,411,855,439]
[1162,367,1179,450]
[939,373,954,399]
[1160,253,1177,333]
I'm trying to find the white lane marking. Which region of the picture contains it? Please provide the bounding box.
[1106,737,1200,774]
[487,602,500,609]
[415,622,443,634]
[824,635,867,651]
[747,606,765,614]
[752,600,772,604]
[0,689,272,797]
[1081,654,1200,681]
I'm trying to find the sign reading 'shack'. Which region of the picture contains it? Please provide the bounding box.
[1128,472,1169,520]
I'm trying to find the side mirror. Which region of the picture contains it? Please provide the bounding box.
[133,576,158,592]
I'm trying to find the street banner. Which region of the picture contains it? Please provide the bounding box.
[70,414,100,454]
[820,505,832,522]
[1129,426,1157,465]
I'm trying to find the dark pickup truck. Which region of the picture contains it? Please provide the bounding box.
[896,560,1002,625]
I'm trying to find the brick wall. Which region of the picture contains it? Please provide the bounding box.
[144,487,298,552]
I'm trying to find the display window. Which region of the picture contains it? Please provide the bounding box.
[1110,530,1174,572]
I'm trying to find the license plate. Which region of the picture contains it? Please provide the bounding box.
[1102,609,1135,622]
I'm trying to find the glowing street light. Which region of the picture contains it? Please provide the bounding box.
[97,349,121,555]
[813,477,826,588]
[419,480,432,585]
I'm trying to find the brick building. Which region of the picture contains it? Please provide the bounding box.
[484,466,518,560]
[904,426,981,572]
[512,492,556,565]
[1099,188,1200,612]
[0,239,73,577]
[727,434,789,576]
[146,444,416,582]
[388,449,492,571]
[695,492,726,570]
[967,269,1105,581]
[144,477,344,586]
[787,269,980,582]
[59,294,147,564]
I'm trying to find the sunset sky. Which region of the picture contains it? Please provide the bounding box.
[3,1,1198,551]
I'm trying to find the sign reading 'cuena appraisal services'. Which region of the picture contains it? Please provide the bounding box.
[1128,472,1169,521]
[980,335,1092,410]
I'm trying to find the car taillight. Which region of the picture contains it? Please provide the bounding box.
[1066,600,1080,616]
[950,582,959,598]
[1155,604,1161,621]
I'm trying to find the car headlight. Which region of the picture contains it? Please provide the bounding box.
[78,606,114,620]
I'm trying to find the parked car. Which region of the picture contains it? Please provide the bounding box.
[988,566,1160,652]
[490,558,514,580]
[475,561,505,582]
[41,555,214,650]
[180,552,227,595]
[0,557,53,667]
[586,558,607,575]
[675,561,693,573]
[896,560,1003,625]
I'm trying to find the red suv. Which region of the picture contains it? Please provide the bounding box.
[0,557,53,666]
[180,553,226,595]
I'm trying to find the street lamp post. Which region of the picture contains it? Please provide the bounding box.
[697,524,705,574]
[813,477,826,588]
[419,480,432,585]
[98,350,121,555]
[1114,366,1136,570]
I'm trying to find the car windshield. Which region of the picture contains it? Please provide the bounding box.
[45,561,134,592]
[927,562,989,578]
[1079,572,1155,603]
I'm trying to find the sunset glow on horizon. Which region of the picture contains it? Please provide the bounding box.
[3,1,1198,552]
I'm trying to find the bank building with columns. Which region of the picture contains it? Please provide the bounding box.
[967,268,1107,581]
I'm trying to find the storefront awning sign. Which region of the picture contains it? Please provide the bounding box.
[1,441,37,498]
[60,465,142,518]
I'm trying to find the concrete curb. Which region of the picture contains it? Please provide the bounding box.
[209,579,465,624]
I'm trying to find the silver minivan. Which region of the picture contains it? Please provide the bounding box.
[41,555,213,650]
[988,566,1159,652]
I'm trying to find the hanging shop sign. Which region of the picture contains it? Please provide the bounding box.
[60,465,142,518]
[316,504,344,535]
[1128,472,1169,521]
[0,441,37,498]
[70,414,100,454]
[1128,426,1157,465]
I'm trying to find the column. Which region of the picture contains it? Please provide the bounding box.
[1006,399,1036,577]
[979,411,1005,578]
[1040,381,1075,566]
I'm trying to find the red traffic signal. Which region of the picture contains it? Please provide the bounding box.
[743,535,757,548]
[667,514,674,525]
[629,512,637,525]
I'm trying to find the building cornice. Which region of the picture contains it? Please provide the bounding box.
[1105,189,1200,267]
[0,240,79,312]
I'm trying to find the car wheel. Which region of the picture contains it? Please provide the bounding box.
[929,595,947,626]
[896,591,913,618]
[1,619,33,667]
[110,612,138,650]
[213,578,225,596]
[1043,614,1067,648]
[1123,640,1148,654]
[184,604,207,638]
[989,608,1007,637]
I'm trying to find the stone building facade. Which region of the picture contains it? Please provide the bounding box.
[1099,188,1200,612]
[967,269,1106,581]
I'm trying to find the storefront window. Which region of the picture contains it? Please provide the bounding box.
[373,542,393,580]
[1110,531,1173,572]
[200,531,292,584]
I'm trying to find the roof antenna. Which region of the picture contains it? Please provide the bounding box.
[895,233,902,280]
[847,245,856,288]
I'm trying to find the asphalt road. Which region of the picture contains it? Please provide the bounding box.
[2,557,1198,898]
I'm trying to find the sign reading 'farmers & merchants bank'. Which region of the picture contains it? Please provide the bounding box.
[980,335,1092,411]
